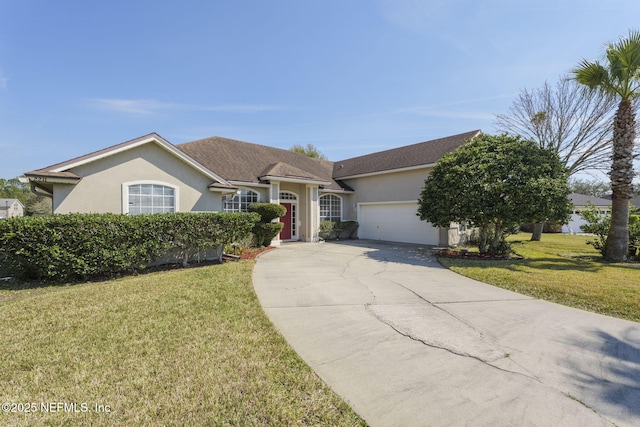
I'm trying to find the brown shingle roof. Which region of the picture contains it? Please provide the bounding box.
[332,130,481,178]
[177,136,345,190]
[569,193,612,207]
[259,162,329,183]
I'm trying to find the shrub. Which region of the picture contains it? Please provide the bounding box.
[337,220,359,239]
[629,214,640,259]
[253,222,284,247]
[0,212,259,281]
[319,220,359,240]
[247,203,287,222]
[318,220,336,240]
[580,204,640,260]
[468,224,519,257]
[248,203,286,246]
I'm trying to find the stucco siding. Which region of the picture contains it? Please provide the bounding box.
[344,167,431,206]
[52,143,220,214]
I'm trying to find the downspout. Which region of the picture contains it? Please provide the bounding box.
[30,184,53,199]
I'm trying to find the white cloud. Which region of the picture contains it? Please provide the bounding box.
[90,98,288,115]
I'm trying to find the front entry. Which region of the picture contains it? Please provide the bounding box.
[279,192,298,241]
[279,202,298,241]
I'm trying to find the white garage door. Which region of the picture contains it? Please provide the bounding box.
[358,202,440,245]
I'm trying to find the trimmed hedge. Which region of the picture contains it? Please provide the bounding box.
[248,203,287,222]
[318,220,359,240]
[0,212,259,281]
[248,203,287,246]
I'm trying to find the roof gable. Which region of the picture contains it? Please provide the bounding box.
[25,133,232,187]
[259,162,329,184]
[0,198,24,208]
[177,136,343,190]
[333,130,481,179]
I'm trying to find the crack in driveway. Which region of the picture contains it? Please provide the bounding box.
[364,303,541,382]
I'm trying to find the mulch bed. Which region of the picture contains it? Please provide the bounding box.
[436,248,521,261]
[223,246,275,261]
[240,246,275,260]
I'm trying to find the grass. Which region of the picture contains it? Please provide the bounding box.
[0,261,366,426]
[438,233,640,322]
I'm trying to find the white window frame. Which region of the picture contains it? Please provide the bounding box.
[319,194,342,222]
[122,181,179,214]
[224,188,260,213]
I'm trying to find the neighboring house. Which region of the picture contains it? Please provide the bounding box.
[0,198,24,219]
[562,193,612,234]
[22,130,481,246]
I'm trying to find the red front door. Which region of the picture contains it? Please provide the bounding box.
[280,203,292,240]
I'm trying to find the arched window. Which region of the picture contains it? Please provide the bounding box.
[125,183,176,214]
[279,191,297,201]
[319,194,342,222]
[224,189,259,212]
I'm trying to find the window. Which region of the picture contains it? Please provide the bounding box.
[127,183,176,214]
[279,191,297,201]
[319,194,342,222]
[224,189,259,212]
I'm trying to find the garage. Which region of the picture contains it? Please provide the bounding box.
[358,202,440,245]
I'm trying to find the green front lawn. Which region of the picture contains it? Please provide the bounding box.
[439,234,640,322]
[0,262,365,426]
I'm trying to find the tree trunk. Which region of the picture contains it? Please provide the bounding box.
[604,98,635,262]
[477,225,489,254]
[531,222,544,241]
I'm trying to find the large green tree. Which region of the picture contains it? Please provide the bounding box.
[418,133,571,256]
[289,143,327,160]
[572,29,640,262]
[0,177,51,216]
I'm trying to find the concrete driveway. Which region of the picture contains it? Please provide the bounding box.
[252,240,640,427]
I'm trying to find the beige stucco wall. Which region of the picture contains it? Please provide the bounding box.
[343,167,431,211]
[52,143,221,214]
[342,167,459,246]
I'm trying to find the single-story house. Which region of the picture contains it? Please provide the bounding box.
[22,130,481,246]
[0,198,24,219]
[562,193,612,234]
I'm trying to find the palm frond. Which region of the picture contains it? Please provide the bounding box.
[572,60,611,91]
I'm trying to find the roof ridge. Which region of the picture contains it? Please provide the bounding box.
[335,129,481,164]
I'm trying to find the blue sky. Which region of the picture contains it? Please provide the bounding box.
[1,0,639,180]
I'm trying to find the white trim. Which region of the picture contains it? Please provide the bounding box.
[358,200,419,206]
[279,191,299,241]
[228,180,271,188]
[260,175,331,186]
[122,180,179,214]
[319,193,343,222]
[223,187,260,213]
[319,188,355,194]
[336,163,434,180]
[25,176,79,185]
[270,182,281,204]
[306,185,320,242]
[279,190,299,201]
[52,135,232,187]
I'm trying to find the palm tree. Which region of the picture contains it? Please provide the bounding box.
[572,30,640,262]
